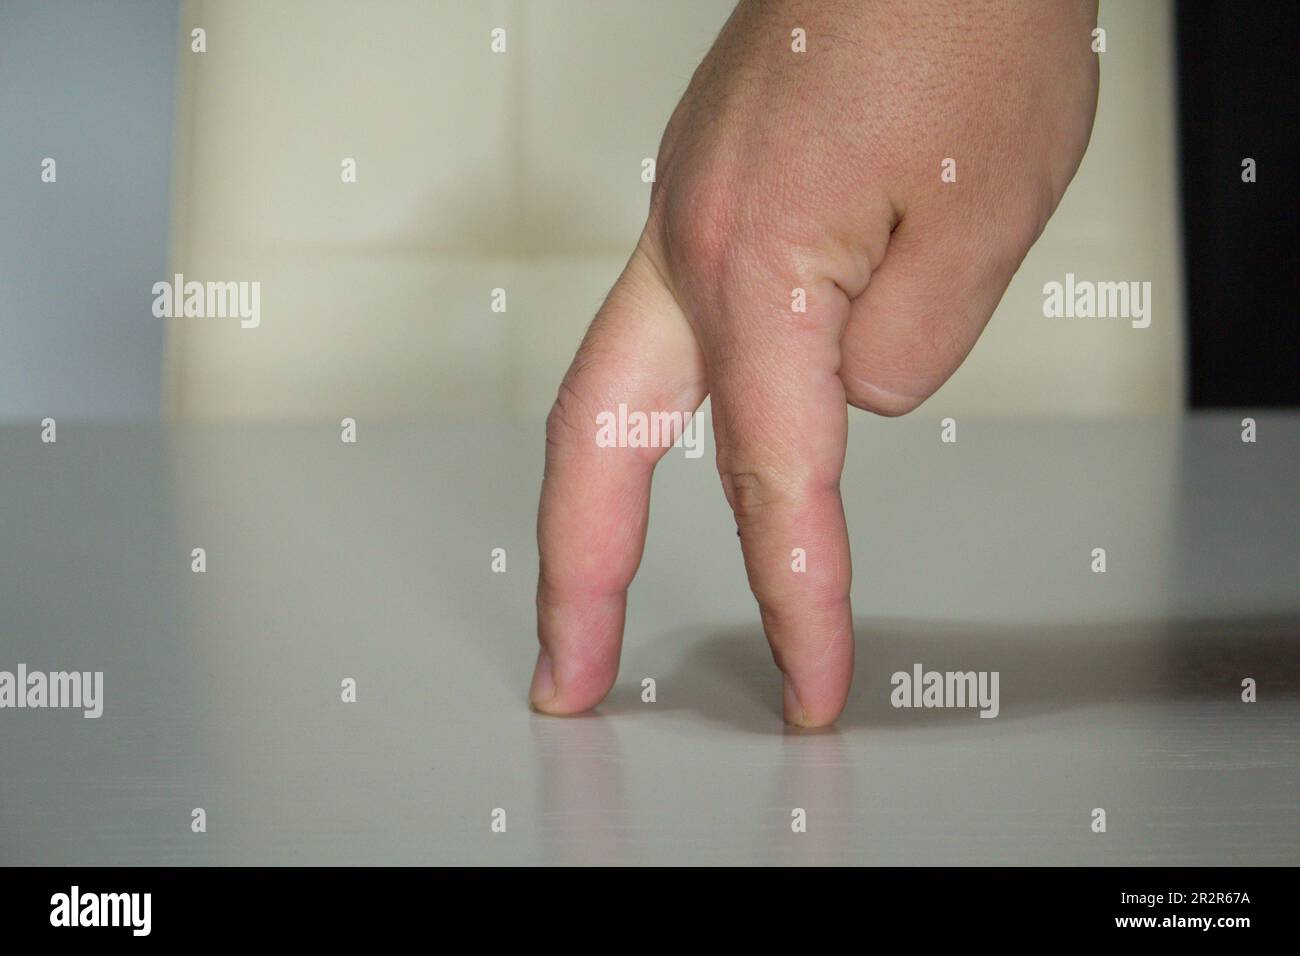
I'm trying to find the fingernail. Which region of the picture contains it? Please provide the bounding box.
[529,647,557,708]
[846,375,926,415]
[782,674,807,726]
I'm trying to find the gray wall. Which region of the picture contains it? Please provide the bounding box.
[0,0,179,420]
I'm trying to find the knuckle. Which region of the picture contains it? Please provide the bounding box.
[716,448,805,525]
[721,469,771,522]
[659,172,796,289]
[662,180,740,275]
[546,325,625,452]
[545,377,594,450]
[656,164,856,335]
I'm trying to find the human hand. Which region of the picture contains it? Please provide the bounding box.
[531,0,1099,725]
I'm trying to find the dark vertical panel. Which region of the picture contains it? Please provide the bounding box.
[1176,0,1298,407]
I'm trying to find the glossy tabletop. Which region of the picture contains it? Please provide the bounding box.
[1,413,1296,865]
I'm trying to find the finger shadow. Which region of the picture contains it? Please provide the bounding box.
[610,613,1300,735]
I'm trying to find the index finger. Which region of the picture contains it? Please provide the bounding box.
[532,248,706,714]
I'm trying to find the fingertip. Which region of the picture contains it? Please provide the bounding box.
[783,674,848,728]
[528,655,618,716]
[778,620,855,728]
[529,601,622,716]
[528,647,557,709]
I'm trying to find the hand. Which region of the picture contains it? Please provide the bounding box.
[531,0,1099,726]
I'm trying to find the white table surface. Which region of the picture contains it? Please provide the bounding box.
[1,413,1295,865]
